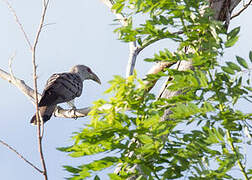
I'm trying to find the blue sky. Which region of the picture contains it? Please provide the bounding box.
[0,0,252,179]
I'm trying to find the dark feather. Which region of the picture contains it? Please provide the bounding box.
[38,73,83,107]
[39,89,60,107]
[30,105,56,124]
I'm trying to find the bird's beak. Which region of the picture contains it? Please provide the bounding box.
[90,72,101,84]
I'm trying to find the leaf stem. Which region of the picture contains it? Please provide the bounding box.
[226,130,249,180]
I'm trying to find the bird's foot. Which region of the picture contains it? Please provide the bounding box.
[71,106,78,120]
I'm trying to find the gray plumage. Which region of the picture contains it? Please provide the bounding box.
[30,65,101,125]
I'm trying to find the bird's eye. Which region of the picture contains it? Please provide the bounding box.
[87,67,92,73]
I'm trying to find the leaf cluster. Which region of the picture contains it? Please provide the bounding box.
[59,0,252,179]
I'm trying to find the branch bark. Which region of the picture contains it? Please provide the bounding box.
[31,0,50,179]
[231,0,252,19]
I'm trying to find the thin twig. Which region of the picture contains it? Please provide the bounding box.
[32,0,49,179]
[0,139,43,173]
[137,30,183,54]
[231,0,252,19]
[226,130,249,180]
[2,2,48,177]
[42,22,56,28]
[8,52,16,80]
[2,0,32,50]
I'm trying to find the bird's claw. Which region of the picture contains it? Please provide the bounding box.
[71,106,78,120]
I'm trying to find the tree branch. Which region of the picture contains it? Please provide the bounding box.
[231,0,252,19]
[31,0,50,179]
[126,41,139,77]
[54,106,91,118]
[0,138,43,173]
[0,67,92,118]
[143,61,176,92]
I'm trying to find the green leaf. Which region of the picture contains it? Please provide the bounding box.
[249,51,252,63]
[137,38,143,46]
[197,70,208,87]
[228,27,240,38]
[63,166,80,173]
[159,15,168,25]
[202,102,214,112]
[94,175,100,180]
[221,66,235,75]
[244,86,252,92]
[108,174,124,180]
[225,36,239,47]
[112,3,124,13]
[225,27,240,47]
[236,56,249,69]
[84,157,118,172]
[138,134,153,144]
[214,128,224,142]
[226,62,241,71]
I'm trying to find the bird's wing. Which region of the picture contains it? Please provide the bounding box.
[38,73,83,107]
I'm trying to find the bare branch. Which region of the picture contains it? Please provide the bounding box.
[231,0,252,19]
[0,67,92,118]
[126,41,139,77]
[0,139,43,173]
[8,52,16,81]
[0,68,37,102]
[2,0,32,50]
[142,62,176,92]
[31,0,50,179]
[54,106,91,118]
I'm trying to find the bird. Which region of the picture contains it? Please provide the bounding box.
[30,65,101,125]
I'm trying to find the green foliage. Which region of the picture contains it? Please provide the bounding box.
[59,0,252,179]
[225,27,240,48]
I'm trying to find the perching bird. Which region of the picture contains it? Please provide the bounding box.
[30,65,101,125]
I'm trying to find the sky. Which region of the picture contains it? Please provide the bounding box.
[0,0,251,180]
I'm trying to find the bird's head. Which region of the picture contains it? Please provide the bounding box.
[70,65,101,84]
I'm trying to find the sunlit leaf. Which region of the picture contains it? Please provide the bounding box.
[221,66,235,75]
[236,56,249,69]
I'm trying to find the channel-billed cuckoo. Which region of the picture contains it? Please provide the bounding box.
[30,65,101,125]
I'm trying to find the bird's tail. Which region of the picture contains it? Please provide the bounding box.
[30,105,56,125]
[30,115,37,125]
[30,113,52,125]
